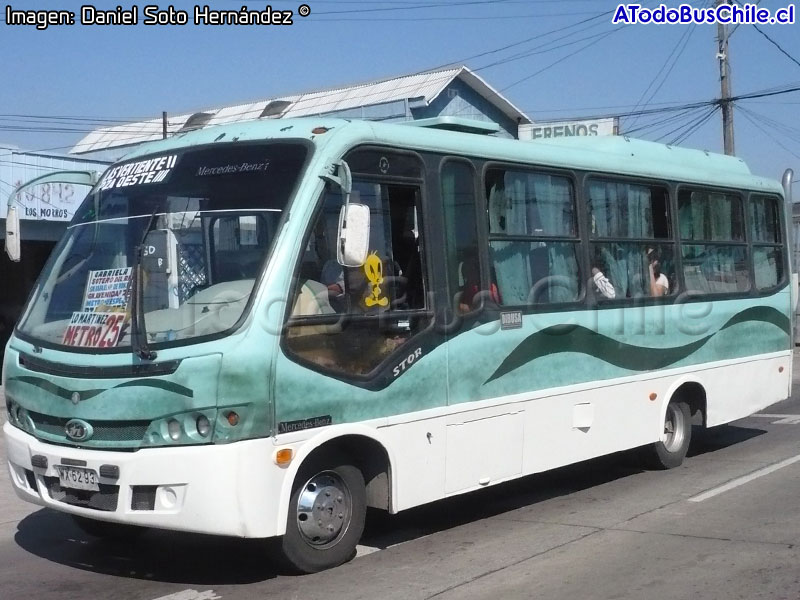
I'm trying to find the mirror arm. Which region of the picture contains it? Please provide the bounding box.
[320,160,353,205]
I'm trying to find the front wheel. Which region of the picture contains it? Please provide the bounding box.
[644,401,692,470]
[278,457,366,574]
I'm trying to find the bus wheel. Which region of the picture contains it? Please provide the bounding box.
[645,401,692,470]
[72,515,146,541]
[279,457,366,574]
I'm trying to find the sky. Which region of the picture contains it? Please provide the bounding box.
[1,0,799,192]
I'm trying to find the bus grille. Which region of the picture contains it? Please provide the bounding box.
[29,412,150,443]
[43,477,119,512]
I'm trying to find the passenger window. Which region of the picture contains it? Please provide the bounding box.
[588,180,670,239]
[679,190,745,241]
[750,195,784,290]
[442,161,489,313]
[485,169,580,306]
[678,190,749,294]
[284,179,429,377]
[587,179,674,299]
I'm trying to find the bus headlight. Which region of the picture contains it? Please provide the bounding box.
[196,415,211,438]
[17,407,33,432]
[167,419,182,441]
[6,399,19,427]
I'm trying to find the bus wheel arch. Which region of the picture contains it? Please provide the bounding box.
[274,431,394,572]
[303,434,393,512]
[645,380,706,469]
[669,380,707,428]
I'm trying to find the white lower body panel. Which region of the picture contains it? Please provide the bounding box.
[381,350,792,511]
[4,423,288,538]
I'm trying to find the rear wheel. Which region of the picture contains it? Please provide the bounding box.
[72,515,146,541]
[278,456,366,574]
[644,401,692,469]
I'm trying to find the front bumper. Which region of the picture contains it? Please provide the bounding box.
[4,422,288,538]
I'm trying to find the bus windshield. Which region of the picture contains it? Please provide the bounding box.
[17,142,308,352]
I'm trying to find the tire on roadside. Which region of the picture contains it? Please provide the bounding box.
[277,454,366,574]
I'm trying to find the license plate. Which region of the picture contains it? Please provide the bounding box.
[55,466,99,491]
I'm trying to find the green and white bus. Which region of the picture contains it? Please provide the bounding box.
[3,118,795,573]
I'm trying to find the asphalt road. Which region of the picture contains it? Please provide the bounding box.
[1,360,800,600]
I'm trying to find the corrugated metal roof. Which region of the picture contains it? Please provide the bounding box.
[72,67,530,154]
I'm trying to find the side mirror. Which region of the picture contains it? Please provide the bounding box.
[337,203,370,267]
[5,206,20,262]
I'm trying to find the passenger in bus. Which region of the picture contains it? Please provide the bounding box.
[320,259,347,311]
[591,267,616,299]
[458,254,500,313]
[647,247,669,296]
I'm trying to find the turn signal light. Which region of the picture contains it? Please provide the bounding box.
[275,448,294,466]
[649,393,658,401]
[226,411,240,426]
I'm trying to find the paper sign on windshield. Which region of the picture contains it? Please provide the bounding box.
[62,312,126,348]
[83,268,132,311]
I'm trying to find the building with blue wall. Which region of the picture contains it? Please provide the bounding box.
[72,66,531,154]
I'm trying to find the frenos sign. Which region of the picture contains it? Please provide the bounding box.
[520,118,617,141]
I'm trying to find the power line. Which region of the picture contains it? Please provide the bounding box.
[306,11,600,21]
[624,7,701,131]
[670,107,720,145]
[652,106,713,144]
[8,8,618,152]
[750,24,800,70]
[737,105,800,162]
[475,26,622,72]
[736,105,800,143]
[496,26,626,95]
[310,0,517,15]
[623,106,710,137]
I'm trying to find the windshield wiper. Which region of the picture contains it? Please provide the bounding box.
[131,209,158,361]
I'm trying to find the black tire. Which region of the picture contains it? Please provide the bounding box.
[72,515,147,541]
[644,401,692,470]
[278,456,366,574]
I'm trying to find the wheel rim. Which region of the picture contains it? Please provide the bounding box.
[661,404,686,453]
[296,471,353,548]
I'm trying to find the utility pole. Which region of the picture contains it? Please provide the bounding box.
[717,0,735,155]
[162,111,168,139]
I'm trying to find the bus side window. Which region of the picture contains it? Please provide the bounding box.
[678,190,749,294]
[750,195,784,291]
[284,180,430,377]
[486,168,581,306]
[587,179,675,299]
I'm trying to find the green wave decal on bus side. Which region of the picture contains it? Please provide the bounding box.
[113,380,194,397]
[9,377,106,401]
[8,376,194,400]
[485,306,791,385]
